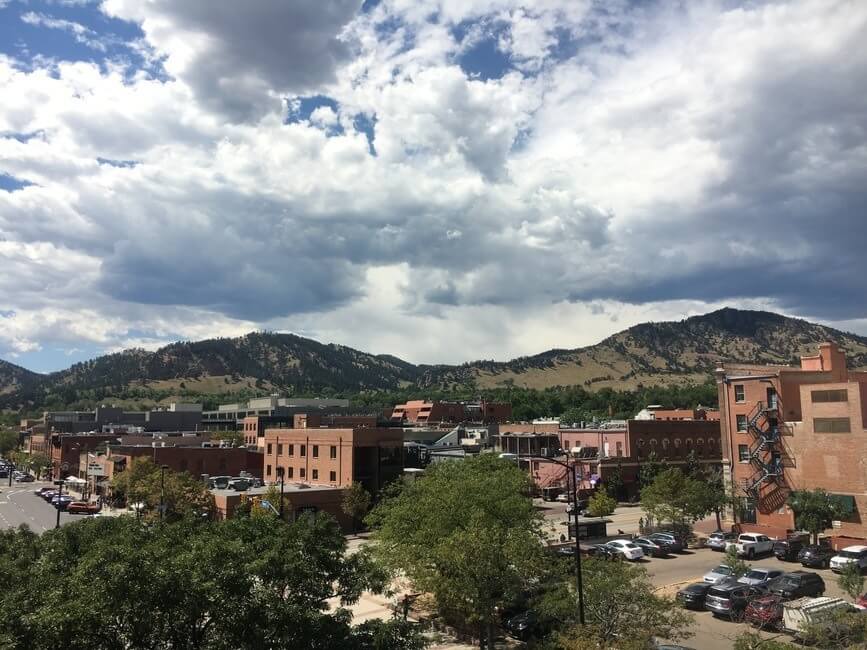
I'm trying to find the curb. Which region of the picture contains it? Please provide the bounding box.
[652,576,703,595]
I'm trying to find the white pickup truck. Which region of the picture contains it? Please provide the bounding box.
[725,533,774,558]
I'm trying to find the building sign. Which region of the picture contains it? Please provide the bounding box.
[87,463,103,476]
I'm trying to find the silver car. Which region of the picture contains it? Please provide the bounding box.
[706,531,736,551]
[703,564,735,584]
[736,568,783,586]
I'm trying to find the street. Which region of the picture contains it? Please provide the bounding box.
[0,480,85,531]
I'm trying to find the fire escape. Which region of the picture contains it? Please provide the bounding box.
[742,398,787,511]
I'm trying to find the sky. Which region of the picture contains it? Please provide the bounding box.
[0,0,865,373]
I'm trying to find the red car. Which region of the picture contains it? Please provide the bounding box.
[744,595,784,630]
[857,593,867,609]
[66,501,101,515]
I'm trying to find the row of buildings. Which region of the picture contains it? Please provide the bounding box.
[20,343,867,545]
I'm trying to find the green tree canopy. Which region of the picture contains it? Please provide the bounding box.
[342,481,372,533]
[543,557,694,649]
[366,454,545,649]
[0,430,19,456]
[838,560,865,601]
[0,514,425,650]
[110,457,214,521]
[640,468,713,527]
[787,489,846,544]
[587,491,617,518]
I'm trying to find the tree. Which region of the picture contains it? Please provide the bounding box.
[684,449,702,478]
[0,512,427,650]
[587,491,617,518]
[838,559,865,601]
[724,545,752,579]
[545,557,694,649]
[640,468,710,529]
[798,607,867,649]
[208,430,244,447]
[0,430,19,456]
[638,451,666,489]
[342,481,372,533]
[367,454,546,649]
[110,458,214,520]
[788,489,845,544]
[604,463,624,501]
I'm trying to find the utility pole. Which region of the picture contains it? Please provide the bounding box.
[53,479,65,529]
[159,465,168,521]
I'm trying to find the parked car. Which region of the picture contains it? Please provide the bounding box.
[830,545,867,573]
[553,491,570,503]
[856,593,867,609]
[588,544,621,561]
[605,539,645,561]
[633,536,671,557]
[40,490,58,501]
[744,594,784,629]
[541,486,563,502]
[67,501,101,515]
[504,611,540,641]
[649,532,685,553]
[738,568,785,587]
[727,533,774,559]
[704,580,766,621]
[766,571,825,600]
[676,583,712,610]
[35,487,54,497]
[704,564,736,584]
[51,495,74,510]
[16,474,34,483]
[706,531,736,552]
[799,543,834,569]
[774,538,806,562]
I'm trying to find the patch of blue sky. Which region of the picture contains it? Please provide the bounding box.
[0,173,34,192]
[3,343,106,374]
[286,95,339,123]
[0,0,161,79]
[0,131,44,144]
[352,113,377,156]
[97,158,138,168]
[457,35,513,80]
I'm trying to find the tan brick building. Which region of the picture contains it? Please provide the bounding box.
[717,342,867,544]
[261,426,403,495]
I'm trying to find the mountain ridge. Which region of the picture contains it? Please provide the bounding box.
[3,308,867,409]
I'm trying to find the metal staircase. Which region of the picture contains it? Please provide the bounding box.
[742,400,785,499]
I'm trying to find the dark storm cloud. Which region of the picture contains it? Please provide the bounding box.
[105,0,364,122]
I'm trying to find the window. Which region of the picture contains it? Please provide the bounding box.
[287,467,293,479]
[312,469,319,480]
[696,438,704,455]
[288,444,294,456]
[300,444,306,457]
[740,498,757,524]
[811,389,849,403]
[277,443,283,456]
[615,441,623,457]
[300,468,306,478]
[312,445,319,458]
[736,415,748,432]
[267,443,273,455]
[330,445,337,459]
[735,385,745,402]
[814,417,851,433]
[738,445,750,462]
[266,464,272,477]
[330,471,336,482]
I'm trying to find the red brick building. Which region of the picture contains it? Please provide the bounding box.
[109,444,264,479]
[391,400,512,424]
[262,425,404,495]
[718,342,867,544]
[212,484,352,529]
[241,413,380,447]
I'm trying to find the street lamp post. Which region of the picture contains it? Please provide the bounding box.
[521,454,586,626]
[159,465,168,521]
[276,467,285,519]
[53,479,65,529]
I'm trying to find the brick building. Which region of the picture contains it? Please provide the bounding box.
[500,419,722,499]
[391,400,512,424]
[718,342,867,544]
[262,426,404,495]
[241,413,379,447]
[211,484,352,529]
[109,444,264,479]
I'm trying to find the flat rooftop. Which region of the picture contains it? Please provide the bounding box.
[210,483,343,497]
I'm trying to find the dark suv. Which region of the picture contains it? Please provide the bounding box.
[704,580,765,621]
[774,538,805,562]
[798,544,834,569]
[766,571,825,600]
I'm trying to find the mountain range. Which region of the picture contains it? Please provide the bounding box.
[3,308,867,410]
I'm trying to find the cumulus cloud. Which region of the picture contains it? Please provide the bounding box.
[0,0,866,369]
[100,0,364,122]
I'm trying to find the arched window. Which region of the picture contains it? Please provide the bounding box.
[696,438,705,455]
[685,439,693,452]
[661,439,670,453]
[673,438,681,456]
